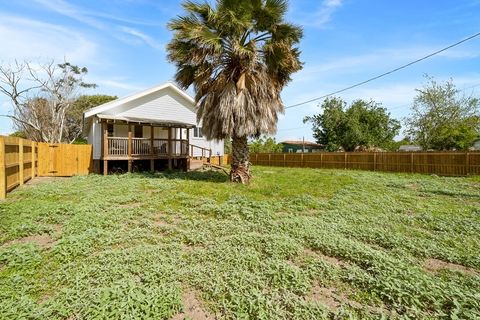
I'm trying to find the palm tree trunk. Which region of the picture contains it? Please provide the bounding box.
[230,135,251,184]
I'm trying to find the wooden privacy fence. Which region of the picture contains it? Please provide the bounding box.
[37,143,92,177]
[0,136,93,199]
[0,136,38,199]
[249,152,480,176]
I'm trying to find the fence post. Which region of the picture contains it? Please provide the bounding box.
[466,152,470,176]
[410,152,414,173]
[301,152,304,167]
[255,153,258,164]
[0,137,5,200]
[320,153,323,168]
[268,153,271,166]
[31,141,36,178]
[344,152,347,170]
[373,152,377,171]
[284,153,286,167]
[19,138,24,185]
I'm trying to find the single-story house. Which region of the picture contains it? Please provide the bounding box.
[83,82,223,174]
[281,140,324,153]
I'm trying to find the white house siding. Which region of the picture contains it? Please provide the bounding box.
[112,90,196,125]
[190,136,224,157]
[87,84,224,159]
[92,120,102,160]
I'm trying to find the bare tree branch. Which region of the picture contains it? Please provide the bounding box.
[0,59,95,143]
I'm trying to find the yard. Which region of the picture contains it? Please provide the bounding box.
[0,167,479,319]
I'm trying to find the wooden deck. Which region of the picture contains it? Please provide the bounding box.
[105,137,189,160]
[100,121,212,174]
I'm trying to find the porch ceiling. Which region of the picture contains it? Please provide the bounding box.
[97,114,195,128]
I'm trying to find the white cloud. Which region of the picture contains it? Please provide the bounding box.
[92,78,144,93]
[118,26,164,51]
[0,15,98,65]
[32,0,107,29]
[301,0,343,28]
[32,0,165,50]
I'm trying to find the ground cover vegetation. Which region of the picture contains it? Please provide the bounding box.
[0,167,479,319]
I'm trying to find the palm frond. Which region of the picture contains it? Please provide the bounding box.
[167,0,302,140]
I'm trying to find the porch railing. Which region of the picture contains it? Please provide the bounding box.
[106,137,189,157]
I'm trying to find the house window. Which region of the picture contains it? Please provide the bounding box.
[194,127,203,138]
[107,124,114,137]
[134,125,143,138]
[288,148,293,153]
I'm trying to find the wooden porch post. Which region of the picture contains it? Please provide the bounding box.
[150,125,154,172]
[186,128,190,154]
[102,122,108,176]
[168,127,172,170]
[128,124,133,173]
[186,128,190,171]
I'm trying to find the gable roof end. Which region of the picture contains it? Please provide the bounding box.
[83,82,195,119]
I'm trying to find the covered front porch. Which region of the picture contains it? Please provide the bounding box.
[99,115,209,174]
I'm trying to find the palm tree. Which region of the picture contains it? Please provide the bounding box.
[167,0,303,183]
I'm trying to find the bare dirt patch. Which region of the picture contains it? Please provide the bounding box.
[153,213,181,228]
[306,285,345,310]
[118,202,143,209]
[50,224,63,237]
[24,177,70,186]
[404,183,419,191]
[306,283,389,315]
[300,248,349,268]
[2,233,57,250]
[424,258,478,276]
[172,290,215,320]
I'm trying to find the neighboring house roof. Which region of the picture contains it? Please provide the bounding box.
[281,140,323,147]
[398,145,422,151]
[83,82,197,133]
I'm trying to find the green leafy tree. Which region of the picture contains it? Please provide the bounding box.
[223,137,232,154]
[305,97,401,151]
[249,135,283,153]
[167,0,303,183]
[68,95,117,142]
[405,77,480,150]
[9,131,27,138]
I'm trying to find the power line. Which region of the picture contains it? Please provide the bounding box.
[278,82,480,132]
[285,31,480,110]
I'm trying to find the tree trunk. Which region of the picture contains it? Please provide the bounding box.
[230,135,251,184]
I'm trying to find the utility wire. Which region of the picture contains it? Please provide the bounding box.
[285,31,480,110]
[278,82,480,132]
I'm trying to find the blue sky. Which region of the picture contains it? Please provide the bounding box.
[1,0,479,142]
